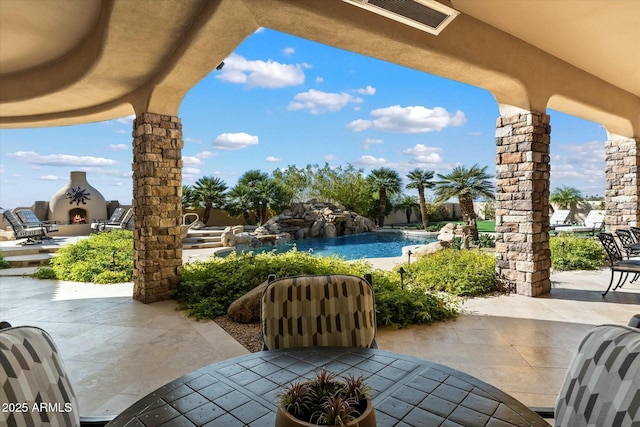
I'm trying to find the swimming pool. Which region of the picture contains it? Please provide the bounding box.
[251,232,436,260]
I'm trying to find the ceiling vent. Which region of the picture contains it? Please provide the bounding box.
[342,0,460,35]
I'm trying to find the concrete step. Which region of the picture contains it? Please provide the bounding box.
[182,241,223,250]
[3,253,55,268]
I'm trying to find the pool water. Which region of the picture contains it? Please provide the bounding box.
[251,232,435,260]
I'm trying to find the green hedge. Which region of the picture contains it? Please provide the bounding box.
[33,230,133,283]
[550,235,607,271]
[176,249,460,327]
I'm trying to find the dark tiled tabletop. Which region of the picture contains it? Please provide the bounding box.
[106,347,548,426]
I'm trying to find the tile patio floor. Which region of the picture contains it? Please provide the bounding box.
[0,249,638,419]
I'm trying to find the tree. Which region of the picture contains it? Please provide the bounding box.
[550,186,583,209]
[192,176,227,224]
[406,168,435,230]
[367,167,402,227]
[226,170,288,225]
[308,163,372,215]
[272,165,311,205]
[434,164,494,242]
[395,195,419,224]
[181,185,199,209]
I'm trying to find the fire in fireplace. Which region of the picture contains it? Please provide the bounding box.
[69,208,87,224]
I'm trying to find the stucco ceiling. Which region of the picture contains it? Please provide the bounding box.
[0,0,638,134]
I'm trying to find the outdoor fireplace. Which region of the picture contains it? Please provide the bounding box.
[49,171,107,229]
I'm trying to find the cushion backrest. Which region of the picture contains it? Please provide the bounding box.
[550,209,570,225]
[584,210,605,228]
[261,274,376,350]
[554,324,640,427]
[0,326,80,427]
[16,209,42,226]
[2,209,26,232]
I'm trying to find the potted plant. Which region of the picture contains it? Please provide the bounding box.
[276,369,376,426]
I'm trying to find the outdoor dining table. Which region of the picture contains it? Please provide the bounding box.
[106,347,548,427]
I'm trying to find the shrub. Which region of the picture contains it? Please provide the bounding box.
[0,255,10,269]
[176,249,459,327]
[477,233,495,248]
[408,249,497,296]
[45,230,134,283]
[33,267,57,279]
[550,235,606,271]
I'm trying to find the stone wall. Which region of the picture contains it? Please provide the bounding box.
[132,112,183,303]
[494,111,551,296]
[605,137,640,230]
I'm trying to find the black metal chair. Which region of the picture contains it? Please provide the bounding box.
[597,232,640,296]
[1,209,47,244]
[615,229,640,257]
[630,226,640,242]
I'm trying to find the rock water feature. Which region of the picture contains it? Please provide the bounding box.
[220,201,376,249]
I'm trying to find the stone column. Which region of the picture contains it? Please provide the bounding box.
[132,112,183,303]
[605,136,640,230]
[495,110,551,296]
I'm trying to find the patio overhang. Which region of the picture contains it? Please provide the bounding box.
[0,0,638,137]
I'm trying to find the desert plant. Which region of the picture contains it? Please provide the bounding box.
[0,255,10,269]
[278,369,373,426]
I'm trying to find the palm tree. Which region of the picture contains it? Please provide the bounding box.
[367,167,402,227]
[434,164,494,242]
[395,195,419,224]
[192,176,228,224]
[225,183,255,225]
[550,186,583,209]
[406,168,435,230]
[181,185,198,209]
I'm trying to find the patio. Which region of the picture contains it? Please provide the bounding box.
[1,257,638,418]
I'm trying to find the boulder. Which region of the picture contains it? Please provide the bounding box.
[409,241,450,257]
[324,223,337,238]
[227,278,270,323]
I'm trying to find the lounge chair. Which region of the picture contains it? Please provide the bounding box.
[90,207,125,232]
[15,208,58,234]
[1,209,47,244]
[261,273,377,350]
[103,208,133,231]
[0,323,114,426]
[532,322,640,426]
[597,232,640,296]
[554,209,605,235]
[549,209,571,230]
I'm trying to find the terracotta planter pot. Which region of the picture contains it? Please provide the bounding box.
[275,397,376,427]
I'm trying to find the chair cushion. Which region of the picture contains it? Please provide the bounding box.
[0,326,80,427]
[261,274,376,349]
[555,324,640,427]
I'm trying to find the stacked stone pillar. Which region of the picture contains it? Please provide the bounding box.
[605,137,640,230]
[495,111,551,296]
[132,112,183,303]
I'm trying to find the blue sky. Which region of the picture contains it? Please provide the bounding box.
[0,28,606,209]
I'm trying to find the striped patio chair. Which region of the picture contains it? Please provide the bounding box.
[261,274,377,350]
[1,209,47,244]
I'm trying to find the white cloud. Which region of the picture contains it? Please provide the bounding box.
[6,151,117,167]
[402,144,444,167]
[324,154,337,161]
[346,105,466,133]
[182,167,202,182]
[288,89,363,114]
[183,156,202,167]
[39,175,59,181]
[213,132,259,150]
[467,131,483,137]
[116,115,135,125]
[354,85,376,95]
[551,141,605,184]
[364,138,384,150]
[282,47,295,56]
[185,137,203,144]
[265,156,281,162]
[216,53,308,88]
[109,144,128,151]
[196,151,216,159]
[316,76,324,84]
[357,155,387,166]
